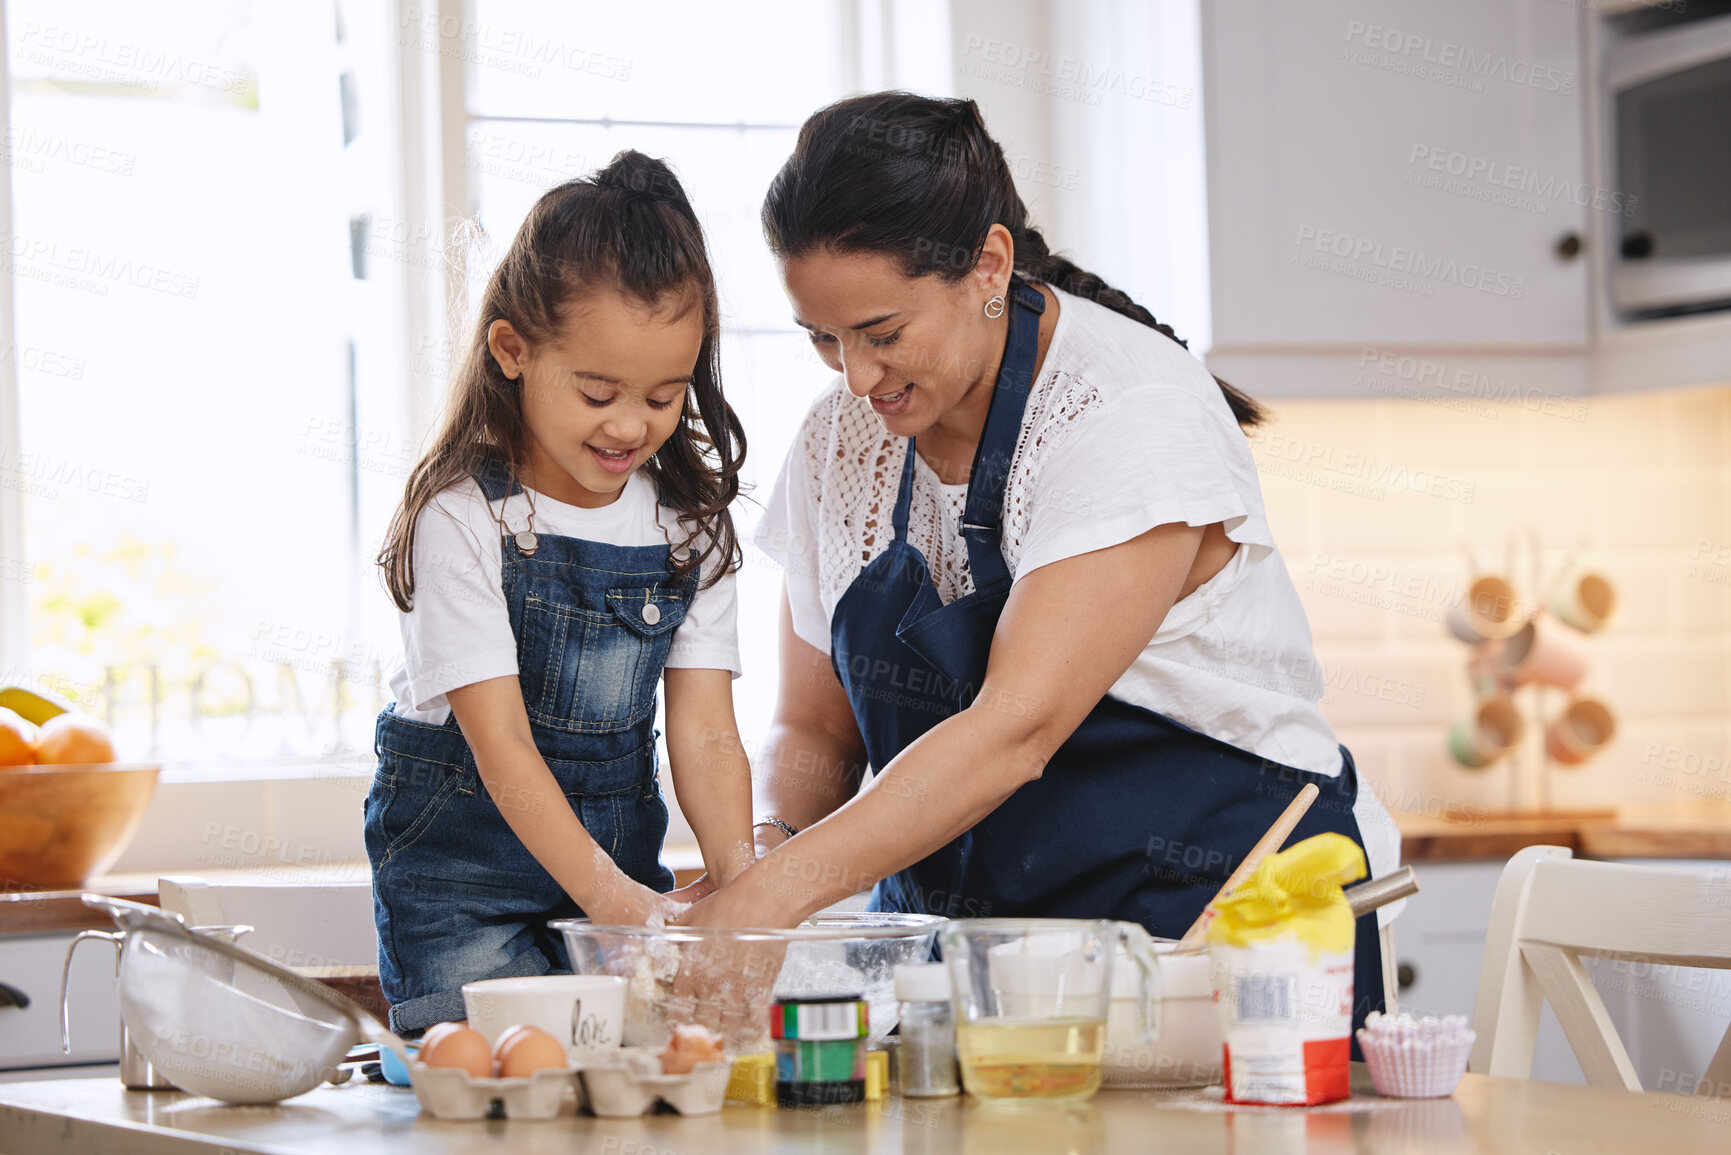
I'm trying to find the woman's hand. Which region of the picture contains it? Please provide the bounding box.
[665,882,792,1042]
[752,821,791,859]
[696,521,1207,923]
[664,872,719,907]
[674,881,783,930]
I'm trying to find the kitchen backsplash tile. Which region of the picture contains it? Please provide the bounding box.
[1253,384,1731,817]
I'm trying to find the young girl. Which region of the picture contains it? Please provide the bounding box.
[367,151,754,1034]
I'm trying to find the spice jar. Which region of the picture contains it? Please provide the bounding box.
[894,963,959,1097]
[772,993,868,1106]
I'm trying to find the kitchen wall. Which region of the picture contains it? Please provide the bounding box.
[1255,382,1731,818]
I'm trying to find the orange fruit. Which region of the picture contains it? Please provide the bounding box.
[32,713,117,765]
[0,707,35,767]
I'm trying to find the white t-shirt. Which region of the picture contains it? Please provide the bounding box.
[754,285,1401,902]
[388,471,740,724]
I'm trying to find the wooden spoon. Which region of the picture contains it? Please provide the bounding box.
[1177,782,1320,946]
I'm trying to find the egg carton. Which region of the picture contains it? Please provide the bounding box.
[577,1047,734,1117]
[407,1061,578,1120]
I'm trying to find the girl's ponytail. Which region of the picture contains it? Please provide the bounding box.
[763,92,1265,429]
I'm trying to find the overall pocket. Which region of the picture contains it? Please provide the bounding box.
[518,584,688,733]
[367,748,475,864]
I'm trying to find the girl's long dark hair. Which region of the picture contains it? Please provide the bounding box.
[380,150,746,611]
[761,91,1265,428]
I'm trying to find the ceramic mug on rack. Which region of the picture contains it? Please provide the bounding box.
[1446,575,1524,644]
[1495,612,1588,691]
[1545,696,1617,766]
[1448,695,1525,768]
[1549,570,1618,635]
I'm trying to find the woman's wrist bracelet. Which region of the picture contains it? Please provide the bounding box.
[753,817,799,840]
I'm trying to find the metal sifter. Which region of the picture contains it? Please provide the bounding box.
[61,894,407,1104]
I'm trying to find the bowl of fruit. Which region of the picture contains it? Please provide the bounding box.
[0,684,159,889]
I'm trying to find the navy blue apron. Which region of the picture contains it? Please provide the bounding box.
[829,278,1386,1031]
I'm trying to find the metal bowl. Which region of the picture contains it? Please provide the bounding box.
[553,911,944,1053]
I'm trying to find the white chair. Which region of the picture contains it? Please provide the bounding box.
[1468,845,1731,1091]
[156,875,378,980]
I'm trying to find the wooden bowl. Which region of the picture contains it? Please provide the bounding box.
[0,763,161,888]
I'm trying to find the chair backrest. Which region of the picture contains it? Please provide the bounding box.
[157,873,378,977]
[1469,845,1731,1091]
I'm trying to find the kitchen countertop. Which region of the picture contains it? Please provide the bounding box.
[0,848,710,937]
[0,874,162,936]
[2,1067,1726,1153]
[1395,802,1731,862]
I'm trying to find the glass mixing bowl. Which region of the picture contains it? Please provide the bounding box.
[553,912,944,1053]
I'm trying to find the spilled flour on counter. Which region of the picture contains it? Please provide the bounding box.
[1153,1085,1415,1114]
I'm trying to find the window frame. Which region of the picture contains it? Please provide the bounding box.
[0,0,25,681]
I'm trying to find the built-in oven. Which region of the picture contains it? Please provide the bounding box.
[1605,10,1731,318]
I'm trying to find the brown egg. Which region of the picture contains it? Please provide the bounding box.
[495,1025,568,1078]
[418,1023,494,1078]
[419,1021,466,1051]
[491,1024,534,1055]
[660,1024,725,1075]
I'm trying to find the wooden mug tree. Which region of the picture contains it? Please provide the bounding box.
[1447,531,1618,814]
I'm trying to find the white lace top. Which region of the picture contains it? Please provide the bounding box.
[755,286,1400,893]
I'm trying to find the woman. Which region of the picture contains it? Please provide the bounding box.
[682,92,1398,1025]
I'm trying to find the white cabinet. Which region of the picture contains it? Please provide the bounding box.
[1391,861,1504,1022]
[1202,0,1592,397]
[0,935,121,1071]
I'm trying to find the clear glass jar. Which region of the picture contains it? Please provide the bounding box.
[895,964,959,1097]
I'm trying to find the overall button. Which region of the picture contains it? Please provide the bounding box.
[641,603,662,625]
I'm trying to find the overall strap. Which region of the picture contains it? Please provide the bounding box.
[474,454,524,502]
[958,278,1046,595]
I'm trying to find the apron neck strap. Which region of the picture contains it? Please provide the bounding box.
[957,278,1045,592]
[890,279,1045,597]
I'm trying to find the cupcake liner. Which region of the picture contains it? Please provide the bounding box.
[1356,1013,1475,1099]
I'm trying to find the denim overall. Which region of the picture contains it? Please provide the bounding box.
[365,458,686,1032]
[830,279,1387,1032]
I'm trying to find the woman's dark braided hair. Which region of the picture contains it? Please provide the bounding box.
[762,91,1265,428]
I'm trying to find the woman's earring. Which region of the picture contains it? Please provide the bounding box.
[984,294,1006,319]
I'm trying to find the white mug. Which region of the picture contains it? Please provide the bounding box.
[461,974,626,1058]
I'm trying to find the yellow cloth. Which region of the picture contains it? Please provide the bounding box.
[1205,832,1367,957]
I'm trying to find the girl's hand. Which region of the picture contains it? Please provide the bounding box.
[581,870,690,927]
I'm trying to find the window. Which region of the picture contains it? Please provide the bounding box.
[2,1,411,771]
[0,1,1206,803]
[0,0,952,784]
